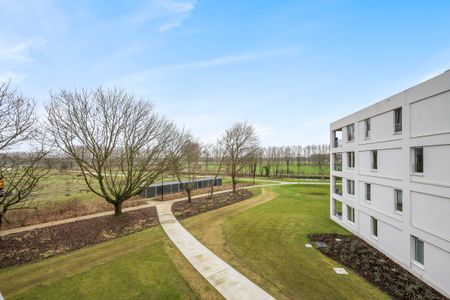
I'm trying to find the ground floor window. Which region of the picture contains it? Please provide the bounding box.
[412,236,424,265]
[371,216,378,237]
[347,205,355,223]
[395,189,403,213]
[333,199,342,219]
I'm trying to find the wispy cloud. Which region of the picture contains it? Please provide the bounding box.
[158,21,183,31]
[129,0,196,32]
[0,36,45,62]
[111,47,297,85]
[156,0,195,32]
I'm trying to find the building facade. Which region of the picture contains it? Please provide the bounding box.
[330,71,450,297]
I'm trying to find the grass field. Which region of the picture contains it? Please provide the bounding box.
[0,226,221,299]
[183,184,388,299]
[1,184,387,299]
[200,162,330,176]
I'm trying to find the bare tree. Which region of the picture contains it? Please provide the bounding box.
[311,144,330,181]
[202,143,213,174]
[221,122,260,193]
[0,150,50,226]
[0,82,47,226]
[0,81,36,150]
[295,145,303,178]
[208,141,225,198]
[46,87,186,216]
[249,149,261,185]
[172,139,202,202]
[283,146,292,177]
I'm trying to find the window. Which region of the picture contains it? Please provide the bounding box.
[347,124,355,142]
[394,107,402,133]
[413,147,424,173]
[347,205,355,223]
[365,183,371,201]
[371,216,378,237]
[395,189,403,213]
[333,153,342,171]
[334,177,342,195]
[371,150,378,170]
[334,199,342,219]
[347,179,355,195]
[413,236,424,265]
[364,119,371,138]
[347,152,355,168]
[333,129,342,148]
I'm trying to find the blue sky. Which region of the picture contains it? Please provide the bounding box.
[1,0,450,146]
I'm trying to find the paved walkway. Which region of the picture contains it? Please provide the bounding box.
[157,201,275,300]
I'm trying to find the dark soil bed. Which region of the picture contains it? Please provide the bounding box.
[309,233,446,299]
[0,207,158,269]
[172,190,252,220]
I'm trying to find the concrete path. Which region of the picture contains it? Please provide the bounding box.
[157,201,275,300]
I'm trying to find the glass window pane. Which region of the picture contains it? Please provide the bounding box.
[414,237,424,264]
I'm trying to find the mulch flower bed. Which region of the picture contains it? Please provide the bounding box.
[309,233,446,300]
[0,207,158,269]
[172,190,253,220]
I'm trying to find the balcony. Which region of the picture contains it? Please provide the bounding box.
[333,153,342,171]
[332,129,343,148]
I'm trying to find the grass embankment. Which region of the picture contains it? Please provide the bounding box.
[0,226,222,299]
[183,184,388,300]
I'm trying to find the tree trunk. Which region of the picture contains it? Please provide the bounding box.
[187,189,192,203]
[232,180,237,193]
[114,202,122,216]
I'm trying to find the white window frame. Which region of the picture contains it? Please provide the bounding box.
[394,107,402,133]
[412,236,424,266]
[371,216,378,238]
[394,189,403,213]
[347,124,355,142]
[365,183,371,202]
[412,147,424,174]
[347,205,355,223]
[347,152,355,168]
[371,150,378,170]
[347,179,355,196]
[364,118,371,139]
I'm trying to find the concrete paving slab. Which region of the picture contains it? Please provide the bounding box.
[157,201,275,300]
[333,267,349,275]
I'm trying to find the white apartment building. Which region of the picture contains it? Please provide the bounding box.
[330,71,450,297]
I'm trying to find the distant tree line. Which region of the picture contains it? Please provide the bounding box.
[200,144,330,180]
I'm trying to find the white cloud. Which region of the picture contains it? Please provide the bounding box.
[0,36,45,62]
[110,47,297,86]
[130,0,195,32]
[156,0,195,13]
[158,21,183,31]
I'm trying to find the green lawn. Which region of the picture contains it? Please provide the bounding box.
[184,184,388,300]
[2,183,387,299]
[0,226,220,299]
[200,162,330,176]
